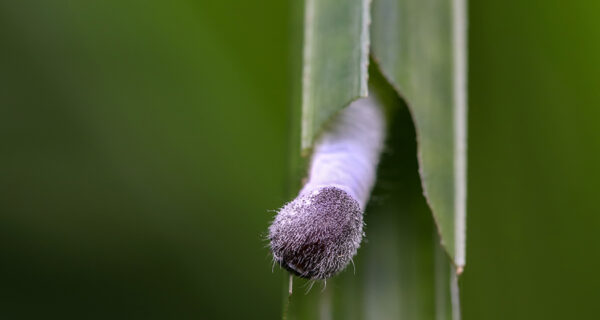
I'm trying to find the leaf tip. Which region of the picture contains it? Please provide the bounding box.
[456,266,464,276]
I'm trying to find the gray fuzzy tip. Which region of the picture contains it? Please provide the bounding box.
[269,186,364,280]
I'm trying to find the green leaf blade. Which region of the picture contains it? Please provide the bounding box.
[371,0,468,268]
[301,0,371,150]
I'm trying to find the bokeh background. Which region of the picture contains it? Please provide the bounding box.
[1,0,598,319]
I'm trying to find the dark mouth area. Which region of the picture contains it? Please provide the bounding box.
[279,259,316,279]
[271,236,333,279]
[279,240,329,279]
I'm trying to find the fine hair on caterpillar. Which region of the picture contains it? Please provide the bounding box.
[268,93,387,280]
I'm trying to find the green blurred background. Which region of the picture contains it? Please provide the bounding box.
[1,0,598,319]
